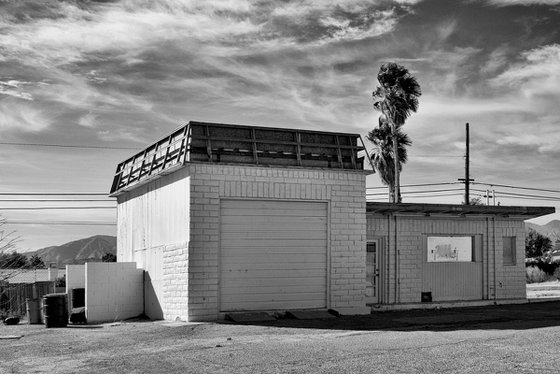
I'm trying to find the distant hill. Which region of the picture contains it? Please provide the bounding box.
[27,235,117,267]
[526,220,560,243]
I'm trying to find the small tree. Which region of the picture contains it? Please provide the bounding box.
[525,228,552,259]
[101,252,116,262]
[28,255,46,269]
[0,252,29,269]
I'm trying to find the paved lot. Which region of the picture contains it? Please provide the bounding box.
[3,301,560,373]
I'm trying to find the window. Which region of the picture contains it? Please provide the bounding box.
[503,236,516,265]
[427,236,473,262]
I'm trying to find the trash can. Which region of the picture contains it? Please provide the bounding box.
[26,298,42,324]
[43,293,68,328]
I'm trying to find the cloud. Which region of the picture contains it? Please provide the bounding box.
[484,0,560,5]
[0,101,51,132]
[492,44,560,88]
[496,133,560,153]
[0,80,34,100]
[490,44,560,118]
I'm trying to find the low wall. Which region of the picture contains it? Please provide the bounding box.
[85,262,143,323]
[66,265,85,314]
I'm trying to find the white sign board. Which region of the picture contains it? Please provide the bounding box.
[427,236,472,262]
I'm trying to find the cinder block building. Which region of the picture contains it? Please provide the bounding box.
[106,121,554,322]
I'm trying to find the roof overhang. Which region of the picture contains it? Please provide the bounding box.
[366,202,555,219]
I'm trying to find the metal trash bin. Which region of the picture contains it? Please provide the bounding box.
[26,298,42,324]
[43,293,68,328]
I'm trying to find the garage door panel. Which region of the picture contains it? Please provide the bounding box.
[221,277,327,288]
[222,264,326,280]
[222,253,326,265]
[221,216,327,226]
[220,200,328,312]
[221,231,326,240]
[223,240,326,250]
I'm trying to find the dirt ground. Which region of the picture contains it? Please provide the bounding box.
[3,301,560,373]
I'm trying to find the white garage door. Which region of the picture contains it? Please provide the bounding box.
[220,200,328,312]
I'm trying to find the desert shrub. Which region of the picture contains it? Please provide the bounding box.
[526,266,550,283]
[525,259,560,276]
[554,267,560,281]
[55,275,66,288]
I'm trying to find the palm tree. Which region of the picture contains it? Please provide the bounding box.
[372,63,421,203]
[367,120,412,202]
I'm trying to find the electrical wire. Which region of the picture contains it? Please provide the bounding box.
[367,188,464,196]
[0,199,115,202]
[0,142,139,150]
[471,188,560,201]
[6,221,116,226]
[366,182,461,190]
[0,193,109,196]
[472,182,560,194]
[0,206,115,210]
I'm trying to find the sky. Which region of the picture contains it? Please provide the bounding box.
[0,0,559,251]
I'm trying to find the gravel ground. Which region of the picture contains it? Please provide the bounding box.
[3,301,560,374]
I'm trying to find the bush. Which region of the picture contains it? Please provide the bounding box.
[525,259,560,276]
[526,266,550,283]
[554,267,560,281]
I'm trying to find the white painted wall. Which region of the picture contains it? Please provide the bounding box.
[66,264,85,315]
[85,262,143,323]
[134,246,164,320]
[117,167,190,260]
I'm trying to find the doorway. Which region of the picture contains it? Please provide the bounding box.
[365,240,380,304]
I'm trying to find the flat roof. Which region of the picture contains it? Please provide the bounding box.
[110,121,368,195]
[366,202,555,218]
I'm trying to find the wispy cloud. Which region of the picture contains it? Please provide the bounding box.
[484,0,560,6]
[0,80,34,100]
[0,100,51,132]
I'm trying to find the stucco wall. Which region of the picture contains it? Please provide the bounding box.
[85,262,143,323]
[66,264,85,315]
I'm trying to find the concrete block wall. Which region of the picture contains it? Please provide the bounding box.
[367,214,528,305]
[494,219,527,300]
[162,242,189,321]
[85,262,143,323]
[186,163,369,321]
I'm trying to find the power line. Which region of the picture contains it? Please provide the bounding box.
[367,188,464,196]
[0,142,139,150]
[0,206,115,210]
[473,182,560,194]
[6,221,116,226]
[471,188,560,201]
[0,193,110,196]
[0,199,115,202]
[367,182,461,190]
[413,155,464,158]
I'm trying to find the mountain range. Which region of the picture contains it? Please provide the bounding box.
[24,220,560,268]
[27,235,116,267]
[526,220,560,243]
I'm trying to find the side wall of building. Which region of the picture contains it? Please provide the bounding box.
[367,214,527,305]
[187,163,369,321]
[116,167,190,320]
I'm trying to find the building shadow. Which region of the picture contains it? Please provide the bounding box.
[217,300,560,332]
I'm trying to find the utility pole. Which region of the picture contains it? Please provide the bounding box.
[458,123,474,204]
